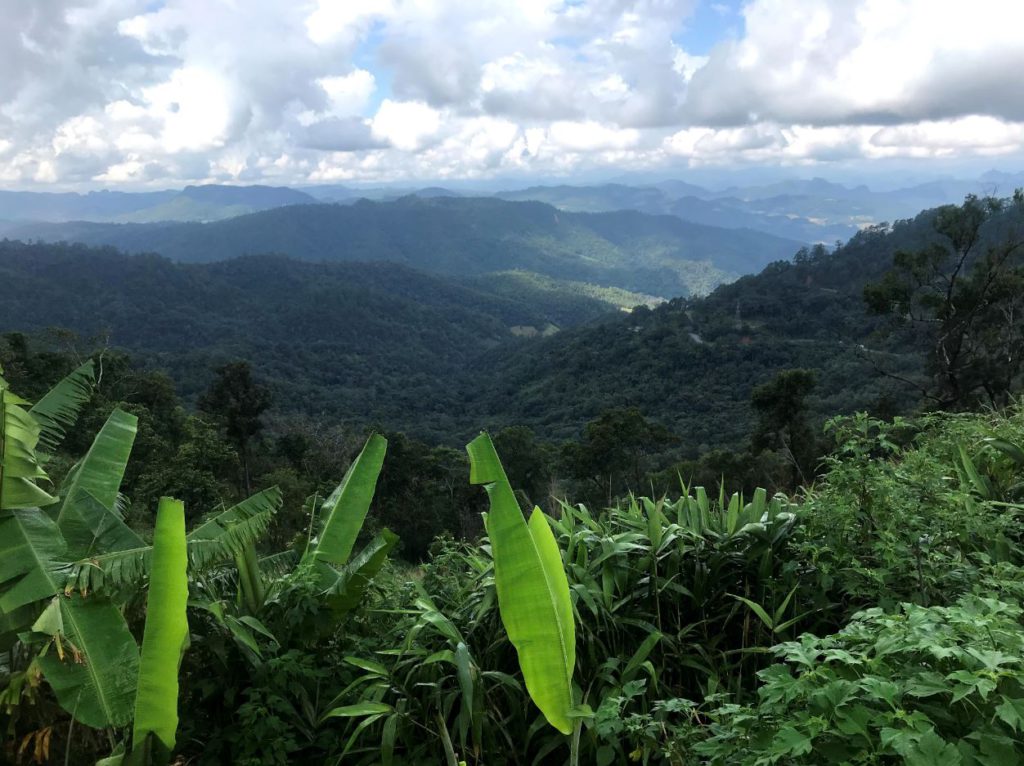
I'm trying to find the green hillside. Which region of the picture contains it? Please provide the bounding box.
[8,195,802,297]
[461,200,1024,446]
[0,241,630,440]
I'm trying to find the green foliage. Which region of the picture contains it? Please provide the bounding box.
[803,408,1024,610]
[691,595,1024,765]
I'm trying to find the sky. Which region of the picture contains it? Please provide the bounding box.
[2,0,1024,189]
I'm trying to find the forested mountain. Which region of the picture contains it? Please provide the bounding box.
[0,184,315,223]
[0,241,637,439]
[5,195,1021,454]
[6,196,801,297]
[495,183,854,241]
[465,198,1024,446]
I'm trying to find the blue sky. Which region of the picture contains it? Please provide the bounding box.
[675,0,744,54]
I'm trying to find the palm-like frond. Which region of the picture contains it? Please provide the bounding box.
[188,486,282,568]
[66,487,282,594]
[258,550,299,578]
[29,360,95,455]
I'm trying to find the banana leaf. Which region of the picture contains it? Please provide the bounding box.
[29,360,95,455]
[306,434,387,572]
[132,497,189,754]
[67,487,282,595]
[466,432,575,735]
[56,408,138,558]
[1,382,56,510]
[34,596,140,729]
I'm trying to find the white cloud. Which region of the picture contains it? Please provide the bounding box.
[685,0,1024,127]
[0,0,1023,187]
[371,99,442,151]
[548,121,641,152]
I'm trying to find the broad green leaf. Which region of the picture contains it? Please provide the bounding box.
[36,596,140,729]
[29,360,95,455]
[622,630,662,685]
[62,493,145,594]
[0,508,71,615]
[731,594,775,631]
[996,696,1024,732]
[306,434,387,571]
[455,641,475,725]
[904,730,961,766]
[1,383,57,510]
[985,437,1024,467]
[56,408,138,558]
[467,432,575,735]
[323,529,399,619]
[958,444,991,499]
[132,497,189,752]
[770,726,813,758]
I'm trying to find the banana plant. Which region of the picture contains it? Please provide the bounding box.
[466,432,576,736]
[1,362,145,729]
[189,434,395,646]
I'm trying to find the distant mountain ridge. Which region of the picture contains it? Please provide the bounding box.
[0,184,316,224]
[7,196,803,298]
[495,177,996,243]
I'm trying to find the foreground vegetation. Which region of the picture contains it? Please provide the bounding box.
[3,350,1024,763]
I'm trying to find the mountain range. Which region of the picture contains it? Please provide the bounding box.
[1,197,994,447]
[2,172,1015,244]
[4,196,802,298]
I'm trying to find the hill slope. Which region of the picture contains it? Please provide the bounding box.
[0,241,633,439]
[8,196,802,298]
[459,214,952,447]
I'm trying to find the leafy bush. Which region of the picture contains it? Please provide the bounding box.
[691,594,1024,765]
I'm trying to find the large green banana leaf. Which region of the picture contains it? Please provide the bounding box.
[0,504,138,728]
[1,380,57,510]
[466,433,576,735]
[0,508,70,615]
[34,595,140,729]
[132,497,189,754]
[323,529,399,619]
[56,408,138,557]
[305,434,387,571]
[29,359,95,455]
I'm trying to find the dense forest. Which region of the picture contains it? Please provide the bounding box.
[2,192,1024,765]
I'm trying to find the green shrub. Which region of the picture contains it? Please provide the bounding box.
[691,594,1024,765]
